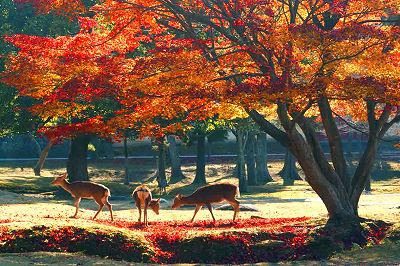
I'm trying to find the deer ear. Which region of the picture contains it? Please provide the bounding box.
[177,194,182,199]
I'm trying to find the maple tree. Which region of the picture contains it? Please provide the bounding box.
[2,0,221,182]
[145,0,399,228]
[2,0,399,235]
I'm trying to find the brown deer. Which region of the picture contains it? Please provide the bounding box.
[172,183,240,222]
[132,185,160,226]
[51,173,113,221]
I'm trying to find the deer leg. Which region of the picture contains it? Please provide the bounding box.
[190,204,202,223]
[102,196,113,221]
[144,203,148,226]
[93,198,104,220]
[72,197,81,218]
[137,206,142,223]
[206,203,216,222]
[229,199,240,221]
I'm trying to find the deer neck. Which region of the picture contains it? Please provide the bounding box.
[181,194,197,205]
[59,179,74,196]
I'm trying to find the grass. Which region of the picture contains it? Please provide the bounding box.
[0,160,400,264]
[328,241,400,265]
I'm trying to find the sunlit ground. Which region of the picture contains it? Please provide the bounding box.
[0,161,399,264]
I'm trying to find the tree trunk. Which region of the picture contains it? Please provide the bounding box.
[365,176,371,193]
[67,134,90,182]
[236,130,248,193]
[250,108,359,222]
[33,140,54,176]
[256,132,273,184]
[156,139,167,191]
[193,134,206,185]
[30,134,42,157]
[279,149,301,185]
[123,137,129,185]
[167,135,186,183]
[246,132,257,185]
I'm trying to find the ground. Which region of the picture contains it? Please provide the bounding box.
[0,160,399,264]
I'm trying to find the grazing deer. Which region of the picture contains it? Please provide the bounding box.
[172,183,240,222]
[51,173,113,221]
[132,185,160,226]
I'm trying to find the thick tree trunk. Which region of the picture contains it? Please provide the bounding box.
[167,135,186,183]
[123,137,129,185]
[33,140,54,176]
[255,132,273,184]
[249,98,396,234]
[67,134,90,182]
[246,132,257,185]
[193,134,206,185]
[236,130,248,193]
[250,108,358,222]
[156,140,167,191]
[279,149,301,185]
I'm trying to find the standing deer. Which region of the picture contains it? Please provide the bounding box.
[51,173,113,221]
[132,185,160,226]
[172,183,240,222]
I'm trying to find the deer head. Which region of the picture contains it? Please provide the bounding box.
[171,194,183,209]
[149,198,161,214]
[51,173,67,186]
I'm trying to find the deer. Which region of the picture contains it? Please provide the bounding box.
[51,173,113,221]
[132,185,160,226]
[172,183,240,222]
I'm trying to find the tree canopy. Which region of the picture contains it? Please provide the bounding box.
[1,0,399,224]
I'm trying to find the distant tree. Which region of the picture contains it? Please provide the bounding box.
[246,131,257,185]
[279,149,302,185]
[255,132,273,184]
[167,135,186,183]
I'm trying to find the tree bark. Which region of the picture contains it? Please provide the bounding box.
[250,107,358,222]
[246,132,257,185]
[167,135,186,183]
[156,139,168,191]
[364,176,371,193]
[279,149,301,185]
[236,129,248,193]
[256,132,273,184]
[30,134,42,157]
[193,134,206,185]
[67,134,90,182]
[33,140,54,176]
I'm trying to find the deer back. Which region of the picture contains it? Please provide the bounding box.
[69,181,109,199]
[184,183,238,204]
[132,185,152,207]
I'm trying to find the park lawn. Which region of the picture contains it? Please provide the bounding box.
[0,161,399,198]
[0,161,399,264]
